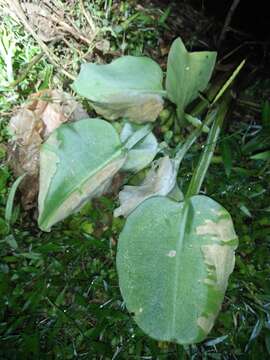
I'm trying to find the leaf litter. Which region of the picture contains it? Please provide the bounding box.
[7,89,87,208]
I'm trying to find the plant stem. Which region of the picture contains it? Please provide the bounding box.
[185,93,231,198]
[218,0,241,48]
[124,124,152,150]
[174,109,217,171]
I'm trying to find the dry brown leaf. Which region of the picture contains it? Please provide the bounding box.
[8,89,88,209]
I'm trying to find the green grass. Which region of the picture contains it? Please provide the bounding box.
[1,1,270,359]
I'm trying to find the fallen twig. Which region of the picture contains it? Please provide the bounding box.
[50,13,93,46]
[218,40,270,63]
[218,0,241,48]
[79,0,96,34]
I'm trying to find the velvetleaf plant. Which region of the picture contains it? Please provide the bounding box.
[36,37,241,344]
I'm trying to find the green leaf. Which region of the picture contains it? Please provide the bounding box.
[166,37,216,120]
[211,59,245,105]
[245,318,263,351]
[239,204,252,218]
[242,129,270,154]
[205,335,228,347]
[184,113,210,133]
[4,234,18,249]
[117,195,237,344]
[72,56,164,123]
[5,173,25,225]
[250,150,270,160]
[120,122,158,172]
[220,138,233,177]
[38,118,126,231]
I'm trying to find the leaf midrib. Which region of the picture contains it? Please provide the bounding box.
[42,147,125,226]
[170,200,190,339]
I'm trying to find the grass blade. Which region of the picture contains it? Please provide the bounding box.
[186,95,231,198]
[212,59,246,105]
[221,138,233,177]
[5,173,25,225]
[174,109,217,170]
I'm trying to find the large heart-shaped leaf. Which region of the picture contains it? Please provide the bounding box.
[72,56,164,123]
[166,37,217,119]
[117,195,237,344]
[38,118,126,231]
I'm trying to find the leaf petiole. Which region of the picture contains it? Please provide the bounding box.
[174,109,217,172]
[123,123,153,150]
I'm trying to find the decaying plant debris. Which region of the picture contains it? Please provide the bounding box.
[8,89,87,208]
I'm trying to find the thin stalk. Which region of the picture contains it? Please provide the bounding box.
[188,77,225,118]
[218,0,241,48]
[185,93,231,198]
[212,60,246,105]
[174,109,217,171]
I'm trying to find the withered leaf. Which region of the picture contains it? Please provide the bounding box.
[114,156,177,218]
[8,89,88,208]
[72,56,164,123]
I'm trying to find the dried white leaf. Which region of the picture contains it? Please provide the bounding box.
[114,156,177,217]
